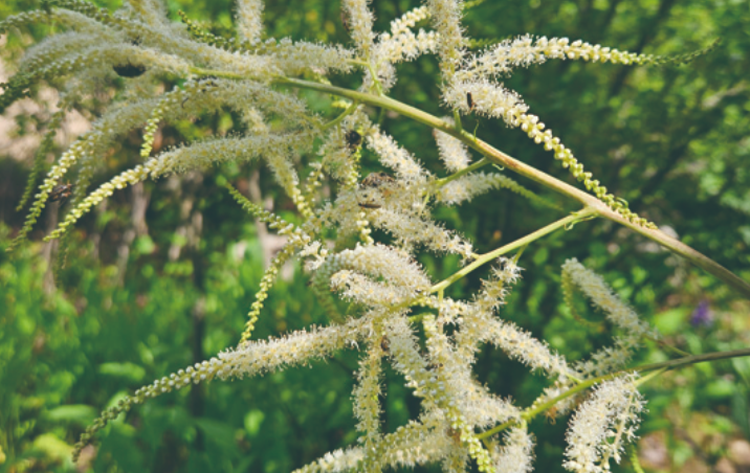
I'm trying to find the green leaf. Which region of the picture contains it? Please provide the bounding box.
[98,362,146,382]
[653,308,688,336]
[704,378,736,399]
[44,404,97,426]
[244,409,265,437]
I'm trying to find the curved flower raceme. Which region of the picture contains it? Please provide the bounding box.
[563,375,646,473]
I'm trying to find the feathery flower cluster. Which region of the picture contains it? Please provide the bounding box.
[4,0,717,471]
[387,6,430,37]
[491,426,535,473]
[15,109,67,213]
[434,123,471,172]
[457,35,659,82]
[562,258,653,376]
[436,171,558,210]
[386,316,495,472]
[126,0,168,25]
[434,25,711,228]
[473,258,523,312]
[235,0,264,44]
[425,0,465,79]
[351,328,385,458]
[366,129,428,185]
[377,28,440,64]
[140,79,219,158]
[293,448,364,473]
[342,0,376,58]
[563,375,645,473]
[475,312,572,378]
[322,244,431,301]
[371,209,474,258]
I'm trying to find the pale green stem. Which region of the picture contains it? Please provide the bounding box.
[432,157,490,190]
[322,100,360,131]
[188,70,750,300]
[477,347,750,440]
[349,59,384,95]
[512,244,529,264]
[430,208,596,294]
[453,109,463,133]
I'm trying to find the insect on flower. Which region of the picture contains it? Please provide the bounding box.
[360,171,394,188]
[49,182,73,203]
[379,336,390,353]
[357,201,382,209]
[466,92,475,113]
[345,129,362,150]
[359,172,394,209]
[446,426,462,444]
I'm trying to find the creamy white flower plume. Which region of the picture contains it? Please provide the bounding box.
[562,258,654,376]
[367,128,430,184]
[342,0,376,58]
[235,0,264,44]
[293,447,364,472]
[491,426,535,473]
[425,0,464,81]
[444,79,529,121]
[563,375,645,473]
[323,243,432,294]
[371,208,474,258]
[457,35,658,82]
[434,122,471,172]
[220,317,370,379]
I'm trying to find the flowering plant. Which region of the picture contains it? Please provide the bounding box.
[2,0,749,471]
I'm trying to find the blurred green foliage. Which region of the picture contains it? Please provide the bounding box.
[1,0,749,471]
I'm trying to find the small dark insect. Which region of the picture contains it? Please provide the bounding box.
[446,427,462,444]
[361,171,394,188]
[345,129,362,150]
[380,336,390,353]
[358,201,382,209]
[466,92,474,112]
[428,361,444,371]
[49,182,73,203]
[113,62,147,78]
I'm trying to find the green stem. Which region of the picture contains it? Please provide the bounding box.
[430,208,596,294]
[477,347,750,440]
[349,59,384,95]
[453,109,463,133]
[432,157,490,189]
[323,100,360,131]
